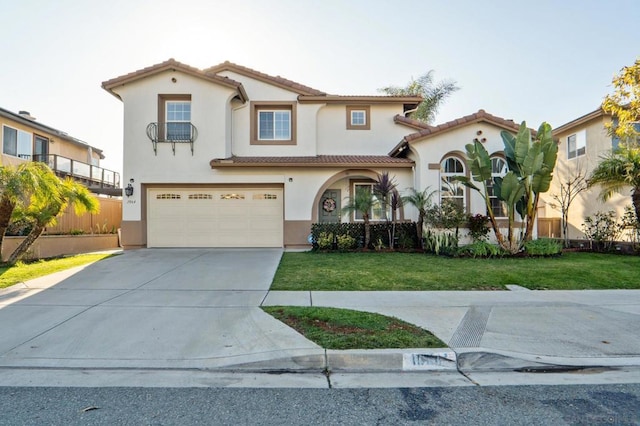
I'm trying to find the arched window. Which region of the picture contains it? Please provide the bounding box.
[488,157,508,218]
[440,156,465,210]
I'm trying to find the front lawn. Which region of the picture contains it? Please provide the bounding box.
[262,306,445,349]
[271,251,640,291]
[0,253,115,289]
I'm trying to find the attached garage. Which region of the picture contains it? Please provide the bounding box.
[147,187,283,248]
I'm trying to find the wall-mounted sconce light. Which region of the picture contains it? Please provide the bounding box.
[125,178,134,197]
[288,177,293,182]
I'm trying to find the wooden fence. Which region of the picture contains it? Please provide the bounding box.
[44,197,122,235]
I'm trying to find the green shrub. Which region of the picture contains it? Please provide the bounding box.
[582,211,622,251]
[458,241,505,258]
[336,234,356,250]
[317,232,334,250]
[467,214,490,242]
[524,238,562,256]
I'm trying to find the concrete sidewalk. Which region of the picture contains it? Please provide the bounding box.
[1,248,640,387]
[263,288,640,371]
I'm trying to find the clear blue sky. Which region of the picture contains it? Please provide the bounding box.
[1,0,638,173]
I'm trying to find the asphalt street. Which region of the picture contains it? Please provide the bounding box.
[1,384,639,425]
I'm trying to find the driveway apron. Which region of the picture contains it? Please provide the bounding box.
[0,249,322,369]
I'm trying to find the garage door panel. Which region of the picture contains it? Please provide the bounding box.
[147,188,283,248]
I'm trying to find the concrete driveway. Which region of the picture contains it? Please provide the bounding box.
[0,249,323,370]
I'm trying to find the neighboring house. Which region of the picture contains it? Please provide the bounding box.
[0,107,121,195]
[102,59,530,249]
[538,108,630,240]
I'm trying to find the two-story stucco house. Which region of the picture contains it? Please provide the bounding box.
[0,106,120,195]
[103,59,528,249]
[539,108,632,239]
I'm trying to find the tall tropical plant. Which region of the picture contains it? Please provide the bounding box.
[8,178,99,264]
[0,162,60,255]
[342,186,377,249]
[373,172,397,248]
[379,71,459,124]
[401,187,437,248]
[455,122,557,254]
[588,144,640,222]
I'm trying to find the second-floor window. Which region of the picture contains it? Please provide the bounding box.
[567,131,586,159]
[166,100,191,141]
[258,110,291,140]
[250,102,297,145]
[346,105,371,130]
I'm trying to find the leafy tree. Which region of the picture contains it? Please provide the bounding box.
[455,122,557,254]
[401,187,437,248]
[7,178,99,264]
[425,198,467,238]
[379,71,459,124]
[0,162,60,256]
[342,186,377,249]
[588,144,640,224]
[602,58,640,143]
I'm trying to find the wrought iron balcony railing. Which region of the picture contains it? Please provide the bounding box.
[32,154,121,190]
[145,122,197,155]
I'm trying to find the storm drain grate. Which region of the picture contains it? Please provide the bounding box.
[448,306,492,348]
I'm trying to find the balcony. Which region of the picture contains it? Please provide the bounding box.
[32,154,121,196]
[146,122,198,155]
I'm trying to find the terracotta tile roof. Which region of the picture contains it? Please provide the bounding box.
[393,114,432,130]
[205,61,327,96]
[210,155,414,168]
[389,109,528,157]
[102,58,248,101]
[298,95,422,104]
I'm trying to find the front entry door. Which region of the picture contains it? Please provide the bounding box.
[319,189,341,223]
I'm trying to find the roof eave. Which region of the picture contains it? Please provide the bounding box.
[553,108,608,134]
[298,95,422,104]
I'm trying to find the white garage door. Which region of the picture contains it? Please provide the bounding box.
[147,187,283,248]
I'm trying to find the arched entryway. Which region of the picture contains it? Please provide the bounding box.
[311,169,405,224]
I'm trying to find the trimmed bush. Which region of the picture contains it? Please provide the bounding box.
[524,238,563,256]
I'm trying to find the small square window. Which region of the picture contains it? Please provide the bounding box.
[346,106,371,130]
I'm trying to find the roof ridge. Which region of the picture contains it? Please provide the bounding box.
[205,61,326,96]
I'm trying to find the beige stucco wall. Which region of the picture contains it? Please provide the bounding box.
[316,104,410,155]
[540,115,630,239]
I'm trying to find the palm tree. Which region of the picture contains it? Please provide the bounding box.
[588,145,640,223]
[342,187,377,249]
[379,71,459,124]
[0,162,60,255]
[7,178,99,264]
[401,187,437,248]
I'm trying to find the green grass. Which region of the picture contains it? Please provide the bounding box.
[263,306,445,349]
[272,251,640,290]
[0,253,115,289]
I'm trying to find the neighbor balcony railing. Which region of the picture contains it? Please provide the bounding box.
[32,154,121,189]
[145,122,197,155]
